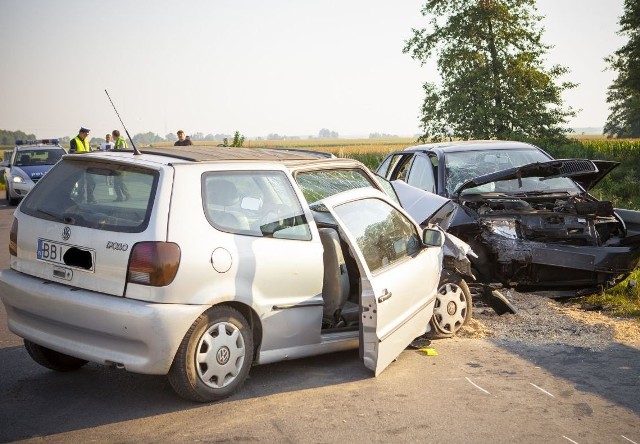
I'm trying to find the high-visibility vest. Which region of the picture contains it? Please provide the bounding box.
[72,136,90,153]
[114,136,128,150]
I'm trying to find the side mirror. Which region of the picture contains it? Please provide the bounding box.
[422,227,444,247]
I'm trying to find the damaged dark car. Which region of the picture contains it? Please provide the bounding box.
[376,140,640,298]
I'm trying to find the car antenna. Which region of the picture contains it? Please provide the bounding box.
[105,89,142,156]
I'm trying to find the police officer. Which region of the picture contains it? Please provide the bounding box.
[70,127,95,203]
[112,130,128,150]
[111,129,131,201]
[70,127,91,153]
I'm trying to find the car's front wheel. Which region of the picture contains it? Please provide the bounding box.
[429,272,472,339]
[168,306,253,402]
[24,340,89,371]
[6,185,18,206]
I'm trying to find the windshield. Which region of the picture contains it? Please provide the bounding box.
[295,168,377,203]
[15,148,65,166]
[445,148,581,195]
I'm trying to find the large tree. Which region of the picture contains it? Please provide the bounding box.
[604,0,640,138]
[404,0,576,142]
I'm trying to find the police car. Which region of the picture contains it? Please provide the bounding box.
[2,139,66,205]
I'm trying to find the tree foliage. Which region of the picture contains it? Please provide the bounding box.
[404,0,576,142]
[318,128,339,139]
[604,0,640,138]
[0,129,37,145]
[132,132,164,145]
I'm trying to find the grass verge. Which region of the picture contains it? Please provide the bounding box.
[576,270,640,320]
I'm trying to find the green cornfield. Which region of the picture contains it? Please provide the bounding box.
[244,136,640,210]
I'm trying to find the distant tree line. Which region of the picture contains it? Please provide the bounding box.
[2,127,343,147]
[369,133,399,139]
[0,129,37,145]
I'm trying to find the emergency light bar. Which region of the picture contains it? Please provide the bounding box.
[16,139,60,146]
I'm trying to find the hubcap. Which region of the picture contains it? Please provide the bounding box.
[434,282,467,333]
[196,321,245,389]
[447,300,457,316]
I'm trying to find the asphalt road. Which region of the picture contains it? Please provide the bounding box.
[0,200,638,444]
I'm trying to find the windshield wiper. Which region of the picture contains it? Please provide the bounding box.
[510,190,570,197]
[35,208,64,222]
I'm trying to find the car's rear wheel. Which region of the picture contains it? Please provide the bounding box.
[24,340,89,371]
[168,306,253,402]
[429,272,472,339]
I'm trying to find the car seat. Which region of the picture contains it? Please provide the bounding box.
[318,227,350,328]
[207,179,250,231]
[19,154,31,166]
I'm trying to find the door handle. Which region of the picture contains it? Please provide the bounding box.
[378,289,392,303]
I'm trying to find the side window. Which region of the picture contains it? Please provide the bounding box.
[406,155,436,193]
[375,154,398,178]
[334,198,421,274]
[395,155,414,182]
[203,171,311,241]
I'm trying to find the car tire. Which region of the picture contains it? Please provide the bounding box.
[6,185,18,206]
[168,306,253,403]
[24,339,89,372]
[428,271,472,339]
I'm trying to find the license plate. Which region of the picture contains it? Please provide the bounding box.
[37,238,95,272]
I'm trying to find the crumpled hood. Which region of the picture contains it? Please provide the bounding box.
[390,180,476,261]
[391,179,450,224]
[454,159,619,196]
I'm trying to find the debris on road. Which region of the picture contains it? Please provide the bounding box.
[458,289,640,350]
[418,347,439,356]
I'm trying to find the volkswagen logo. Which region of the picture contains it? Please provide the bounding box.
[62,226,71,241]
[216,346,230,365]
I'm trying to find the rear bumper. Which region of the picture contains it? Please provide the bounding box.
[0,268,205,375]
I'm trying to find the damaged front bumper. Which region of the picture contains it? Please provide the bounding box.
[481,231,640,293]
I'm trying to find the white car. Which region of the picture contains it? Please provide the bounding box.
[2,139,66,205]
[0,146,445,402]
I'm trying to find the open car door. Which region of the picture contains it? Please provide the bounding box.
[319,189,443,375]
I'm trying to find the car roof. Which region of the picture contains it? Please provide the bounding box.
[404,140,539,154]
[79,145,362,169]
[16,144,64,151]
[139,146,332,162]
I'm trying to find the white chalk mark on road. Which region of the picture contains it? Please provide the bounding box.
[562,436,579,444]
[530,382,555,398]
[465,377,490,394]
[621,435,638,444]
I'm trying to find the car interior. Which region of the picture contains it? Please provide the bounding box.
[311,209,362,331]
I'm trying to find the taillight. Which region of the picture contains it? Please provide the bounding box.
[127,242,181,286]
[9,218,17,256]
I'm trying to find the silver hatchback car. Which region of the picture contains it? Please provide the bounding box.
[0,146,445,402]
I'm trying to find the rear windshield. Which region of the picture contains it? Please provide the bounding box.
[20,159,158,233]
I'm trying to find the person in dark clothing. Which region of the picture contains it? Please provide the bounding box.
[174,130,193,146]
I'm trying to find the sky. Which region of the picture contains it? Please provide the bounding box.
[0,0,626,140]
